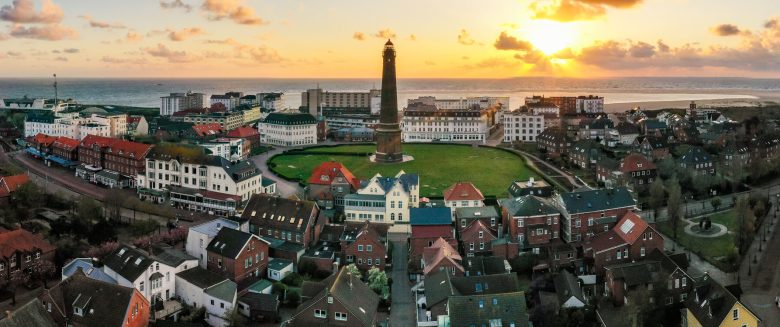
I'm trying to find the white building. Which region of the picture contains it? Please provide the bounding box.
[503,110,546,143]
[407,96,509,110]
[300,88,380,117]
[210,94,240,111]
[576,96,604,114]
[176,267,237,327]
[136,145,266,216]
[103,246,198,304]
[257,93,285,111]
[258,112,318,147]
[186,218,248,268]
[197,138,247,161]
[344,171,420,225]
[401,102,498,144]
[160,92,206,116]
[1,97,70,112]
[24,111,127,140]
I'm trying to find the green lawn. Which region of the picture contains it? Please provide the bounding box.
[268,144,538,197]
[657,210,738,272]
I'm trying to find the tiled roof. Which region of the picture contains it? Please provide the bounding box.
[176,266,229,289]
[424,271,521,308]
[294,267,379,326]
[79,135,153,159]
[30,133,57,146]
[443,182,485,202]
[307,161,360,190]
[103,246,154,282]
[263,112,317,125]
[448,292,529,327]
[0,298,57,327]
[680,146,713,165]
[192,123,223,137]
[410,207,452,226]
[559,186,636,214]
[41,270,139,327]
[241,194,318,234]
[614,211,651,245]
[0,229,54,258]
[422,238,463,275]
[225,126,258,138]
[52,136,79,150]
[0,174,30,197]
[206,228,260,259]
[584,230,624,254]
[501,195,559,217]
[619,153,656,173]
[554,270,585,306]
[685,275,760,327]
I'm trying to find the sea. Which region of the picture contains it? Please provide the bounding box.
[0,77,778,110]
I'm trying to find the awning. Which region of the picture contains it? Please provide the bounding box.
[46,155,76,167]
[26,147,44,157]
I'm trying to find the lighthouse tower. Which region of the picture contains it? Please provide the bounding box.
[374,40,404,163]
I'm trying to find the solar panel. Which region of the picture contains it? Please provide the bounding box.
[620,219,636,234]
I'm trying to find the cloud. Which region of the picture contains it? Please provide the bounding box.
[101,56,148,65]
[457,29,475,45]
[80,15,126,29]
[202,38,284,64]
[202,0,267,25]
[493,31,532,51]
[6,51,22,57]
[63,48,79,53]
[628,41,655,58]
[0,0,63,24]
[529,0,642,22]
[9,24,77,40]
[374,28,396,39]
[160,0,192,12]
[144,43,198,63]
[204,37,239,44]
[711,24,742,36]
[124,31,143,42]
[168,27,204,41]
[54,56,66,61]
[657,40,670,53]
[424,60,435,66]
[409,34,417,41]
[352,32,365,41]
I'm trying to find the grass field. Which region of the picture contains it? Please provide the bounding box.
[269,144,538,197]
[657,210,738,272]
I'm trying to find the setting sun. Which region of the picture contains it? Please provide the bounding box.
[525,21,578,55]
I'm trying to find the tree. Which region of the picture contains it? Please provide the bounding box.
[710,197,722,212]
[226,309,250,327]
[344,263,362,279]
[30,260,56,288]
[734,196,756,255]
[77,196,103,224]
[88,219,117,245]
[104,189,124,221]
[367,267,390,299]
[2,269,30,306]
[666,177,682,242]
[649,179,666,219]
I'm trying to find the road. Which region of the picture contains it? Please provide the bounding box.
[640,183,780,223]
[389,233,414,327]
[249,147,303,198]
[740,194,780,324]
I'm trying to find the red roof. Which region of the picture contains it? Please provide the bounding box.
[127,116,141,124]
[584,230,625,254]
[443,182,484,202]
[79,135,152,159]
[619,153,656,173]
[422,238,463,275]
[29,133,57,146]
[52,136,79,150]
[0,174,30,197]
[307,161,360,190]
[192,123,223,137]
[226,126,259,138]
[614,211,651,245]
[411,225,454,239]
[0,229,55,258]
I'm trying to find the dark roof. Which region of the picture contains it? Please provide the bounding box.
[241,194,318,235]
[605,261,662,287]
[463,256,509,276]
[409,207,452,225]
[685,276,759,327]
[424,271,522,308]
[643,136,668,149]
[150,246,197,267]
[206,228,257,259]
[455,206,500,220]
[40,270,138,327]
[293,267,379,326]
[238,292,279,312]
[448,292,529,327]
[615,122,640,134]
[553,270,585,305]
[680,146,713,165]
[0,298,57,327]
[263,112,317,125]
[176,266,229,289]
[103,246,154,282]
[560,186,636,214]
[501,195,559,217]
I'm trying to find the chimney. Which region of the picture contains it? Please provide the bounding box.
[332,261,339,274]
[498,223,503,238]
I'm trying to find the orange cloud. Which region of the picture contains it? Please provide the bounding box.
[711,24,742,36]
[168,27,204,41]
[80,15,126,29]
[144,43,199,63]
[202,0,267,25]
[457,29,475,45]
[353,32,366,41]
[530,0,642,22]
[160,0,192,12]
[0,0,63,24]
[374,28,396,39]
[10,24,77,40]
[494,31,533,51]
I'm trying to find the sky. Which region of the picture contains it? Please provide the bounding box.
[0,0,778,78]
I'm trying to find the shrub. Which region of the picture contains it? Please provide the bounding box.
[282,272,303,287]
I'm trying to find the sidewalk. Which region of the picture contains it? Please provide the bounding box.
[739,196,780,323]
[660,231,735,286]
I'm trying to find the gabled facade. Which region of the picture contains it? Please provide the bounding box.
[306,161,361,211]
[639,136,670,160]
[537,127,570,158]
[242,194,322,264]
[290,267,380,327]
[344,171,420,225]
[341,222,387,271]
[583,211,663,273]
[409,207,456,270]
[443,182,485,208]
[501,195,560,251]
[186,218,246,268]
[683,275,761,327]
[0,229,55,284]
[206,227,270,283]
[556,186,637,243]
[176,267,238,327]
[422,238,464,277]
[78,135,152,186]
[103,245,198,304]
[679,146,716,175]
[459,220,497,257]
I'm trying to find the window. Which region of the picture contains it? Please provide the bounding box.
[682,277,687,287]
[367,245,373,252]
[139,281,144,292]
[314,309,327,318]
[368,258,373,265]
[469,243,474,251]
[732,308,739,320]
[335,312,348,321]
[640,247,645,257]
[461,220,467,228]
[479,231,484,238]
[358,245,363,252]
[327,296,333,304]
[617,250,622,259]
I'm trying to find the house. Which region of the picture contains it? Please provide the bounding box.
[0,298,57,327]
[597,153,657,189]
[206,227,269,283]
[39,270,150,327]
[459,220,497,257]
[422,271,522,323]
[611,122,640,146]
[422,238,464,278]
[186,218,247,268]
[0,228,55,284]
[267,258,293,281]
[640,119,668,135]
[61,258,117,284]
[569,139,602,169]
[191,123,224,140]
[305,161,360,211]
[409,207,456,270]
[501,195,561,252]
[225,126,261,149]
[583,211,663,273]
[340,222,387,271]
[50,136,80,163]
[241,194,322,264]
[344,171,420,225]
[238,291,279,323]
[639,136,670,160]
[578,117,614,141]
[77,135,153,188]
[679,146,716,175]
[443,182,485,208]
[447,292,529,327]
[537,127,570,158]
[289,267,380,327]
[126,115,149,136]
[175,267,238,327]
[647,249,696,306]
[749,134,780,162]
[683,275,761,327]
[556,186,638,243]
[553,270,586,308]
[103,245,198,304]
[0,174,30,205]
[507,177,554,198]
[462,256,511,276]
[455,206,501,234]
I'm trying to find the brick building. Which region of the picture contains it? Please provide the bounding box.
[78,134,152,185]
[557,186,637,243]
[0,228,55,283]
[206,227,269,283]
[340,222,387,271]
[409,207,456,271]
[583,211,663,274]
[459,220,497,257]
[305,161,360,211]
[290,267,379,327]
[501,195,561,251]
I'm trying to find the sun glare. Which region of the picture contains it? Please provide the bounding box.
[525,21,578,55]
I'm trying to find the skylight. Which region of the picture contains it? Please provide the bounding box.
[620,219,636,234]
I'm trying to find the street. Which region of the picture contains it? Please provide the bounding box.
[389,233,414,327]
